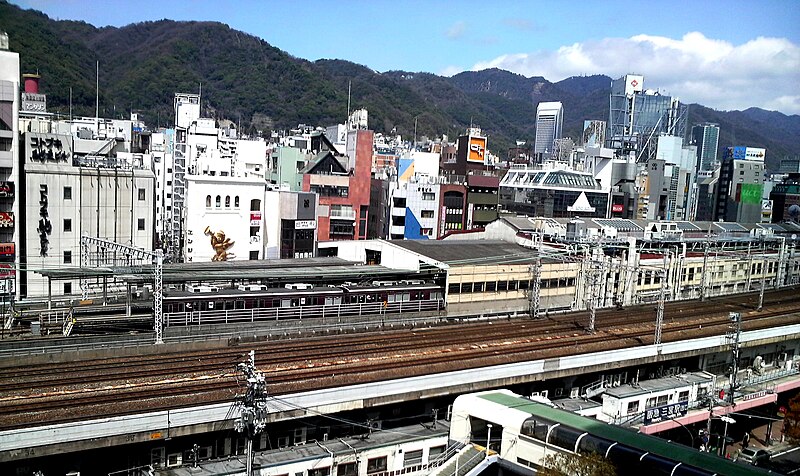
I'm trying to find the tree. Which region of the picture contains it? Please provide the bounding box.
[784,392,800,442]
[538,451,616,476]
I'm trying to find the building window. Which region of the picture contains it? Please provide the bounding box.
[421,210,434,218]
[64,250,72,264]
[206,195,211,207]
[234,196,240,208]
[627,401,639,415]
[422,192,435,201]
[216,195,221,207]
[64,282,72,294]
[64,218,72,232]
[64,186,72,200]
[249,250,259,260]
[138,218,145,231]
[138,188,146,200]
[251,199,261,211]
[225,196,231,208]
[403,450,423,467]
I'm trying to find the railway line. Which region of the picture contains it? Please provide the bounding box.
[0,288,798,431]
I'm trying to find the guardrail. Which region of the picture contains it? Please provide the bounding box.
[165,300,444,327]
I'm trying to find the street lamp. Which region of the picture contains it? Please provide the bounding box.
[486,423,493,456]
[720,415,736,457]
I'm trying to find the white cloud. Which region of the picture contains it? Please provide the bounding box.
[446,21,467,39]
[439,65,464,77]
[471,32,800,114]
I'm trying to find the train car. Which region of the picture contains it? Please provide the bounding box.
[162,281,445,327]
[450,390,760,476]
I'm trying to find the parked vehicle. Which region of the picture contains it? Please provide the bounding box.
[737,447,770,466]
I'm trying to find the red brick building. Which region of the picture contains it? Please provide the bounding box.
[302,129,373,241]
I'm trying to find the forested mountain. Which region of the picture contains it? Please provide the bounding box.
[2,1,797,169]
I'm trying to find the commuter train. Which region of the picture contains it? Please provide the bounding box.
[450,389,758,476]
[162,281,446,327]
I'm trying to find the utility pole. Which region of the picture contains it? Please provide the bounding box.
[726,312,742,406]
[758,240,766,311]
[236,350,269,476]
[655,268,667,345]
[699,240,710,301]
[587,260,598,334]
[529,232,542,319]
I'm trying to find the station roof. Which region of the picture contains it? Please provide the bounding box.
[391,240,557,266]
[36,257,430,285]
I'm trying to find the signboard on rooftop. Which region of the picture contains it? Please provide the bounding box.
[625,75,644,95]
[467,136,487,164]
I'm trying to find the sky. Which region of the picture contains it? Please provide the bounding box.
[13,0,800,115]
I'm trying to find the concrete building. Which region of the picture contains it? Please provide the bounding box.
[263,190,319,259]
[607,74,688,162]
[0,34,20,298]
[769,173,800,223]
[302,129,373,241]
[691,122,720,172]
[499,164,609,218]
[534,101,563,161]
[19,128,155,297]
[715,146,766,223]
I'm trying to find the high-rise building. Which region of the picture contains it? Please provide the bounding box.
[691,123,720,172]
[0,33,20,299]
[714,146,766,223]
[534,102,563,160]
[606,74,688,162]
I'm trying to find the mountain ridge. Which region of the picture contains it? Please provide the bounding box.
[2,1,796,168]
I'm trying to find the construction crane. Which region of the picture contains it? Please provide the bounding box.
[80,235,164,344]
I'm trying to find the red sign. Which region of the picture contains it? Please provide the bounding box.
[0,243,13,257]
[612,204,624,213]
[250,212,262,221]
[0,264,14,278]
[0,212,12,227]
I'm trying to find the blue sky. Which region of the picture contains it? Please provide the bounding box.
[12,0,800,114]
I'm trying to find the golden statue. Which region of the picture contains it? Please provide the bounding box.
[204,226,235,261]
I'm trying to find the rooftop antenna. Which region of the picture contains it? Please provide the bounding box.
[346,80,352,129]
[95,60,99,137]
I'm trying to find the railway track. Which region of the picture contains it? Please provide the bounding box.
[1,288,798,430]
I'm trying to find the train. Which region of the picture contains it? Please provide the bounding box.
[450,389,759,476]
[162,280,446,326]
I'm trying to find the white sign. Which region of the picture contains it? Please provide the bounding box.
[625,75,644,95]
[567,192,597,213]
[295,220,316,230]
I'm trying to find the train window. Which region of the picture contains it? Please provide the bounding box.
[235,300,245,310]
[549,425,584,451]
[225,300,235,311]
[281,299,290,308]
[577,434,615,457]
[337,462,357,476]
[448,283,460,294]
[403,292,411,302]
[291,299,300,307]
[521,418,550,441]
[366,457,387,474]
[309,467,330,476]
[460,283,472,293]
[333,297,342,305]
[300,297,307,306]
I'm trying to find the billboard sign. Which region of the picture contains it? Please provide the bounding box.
[467,136,487,163]
[26,133,72,163]
[739,183,763,205]
[625,75,644,95]
[612,204,624,213]
[0,243,14,257]
[250,212,262,227]
[295,220,316,230]
[643,402,689,425]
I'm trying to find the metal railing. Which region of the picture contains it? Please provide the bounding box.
[165,299,444,327]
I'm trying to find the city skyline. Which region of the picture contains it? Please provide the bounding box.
[11,0,800,115]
